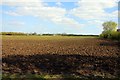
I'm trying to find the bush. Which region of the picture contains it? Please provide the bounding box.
[109,31,120,41]
[100,31,111,39]
[100,31,120,41]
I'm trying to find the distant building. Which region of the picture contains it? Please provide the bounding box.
[117,29,120,32]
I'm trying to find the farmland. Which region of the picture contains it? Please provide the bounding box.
[2,35,120,79]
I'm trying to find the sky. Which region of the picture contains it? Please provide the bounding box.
[0,0,119,35]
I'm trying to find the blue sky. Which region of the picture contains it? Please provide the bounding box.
[118,1,120,29]
[1,0,119,35]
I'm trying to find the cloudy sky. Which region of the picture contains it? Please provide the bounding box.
[1,0,119,35]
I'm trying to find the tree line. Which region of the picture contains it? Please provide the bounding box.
[0,32,98,37]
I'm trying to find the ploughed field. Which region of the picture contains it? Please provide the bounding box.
[2,36,120,78]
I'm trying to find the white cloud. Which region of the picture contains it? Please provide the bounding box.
[4,11,21,16]
[108,10,118,18]
[118,11,120,18]
[56,2,62,7]
[1,0,118,30]
[53,17,85,28]
[1,0,84,28]
[77,0,118,8]
[70,0,118,21]
[8,21,25,27]
[69,0,118,30]
[1,0,43,6]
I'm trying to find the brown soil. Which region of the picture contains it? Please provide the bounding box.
[2,37,120,78]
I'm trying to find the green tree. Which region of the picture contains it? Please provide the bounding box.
[102,21,117,33]
[100,21,120,40]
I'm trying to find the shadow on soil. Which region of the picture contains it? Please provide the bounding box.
[99,39,120,47]
[2,54,120,79]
